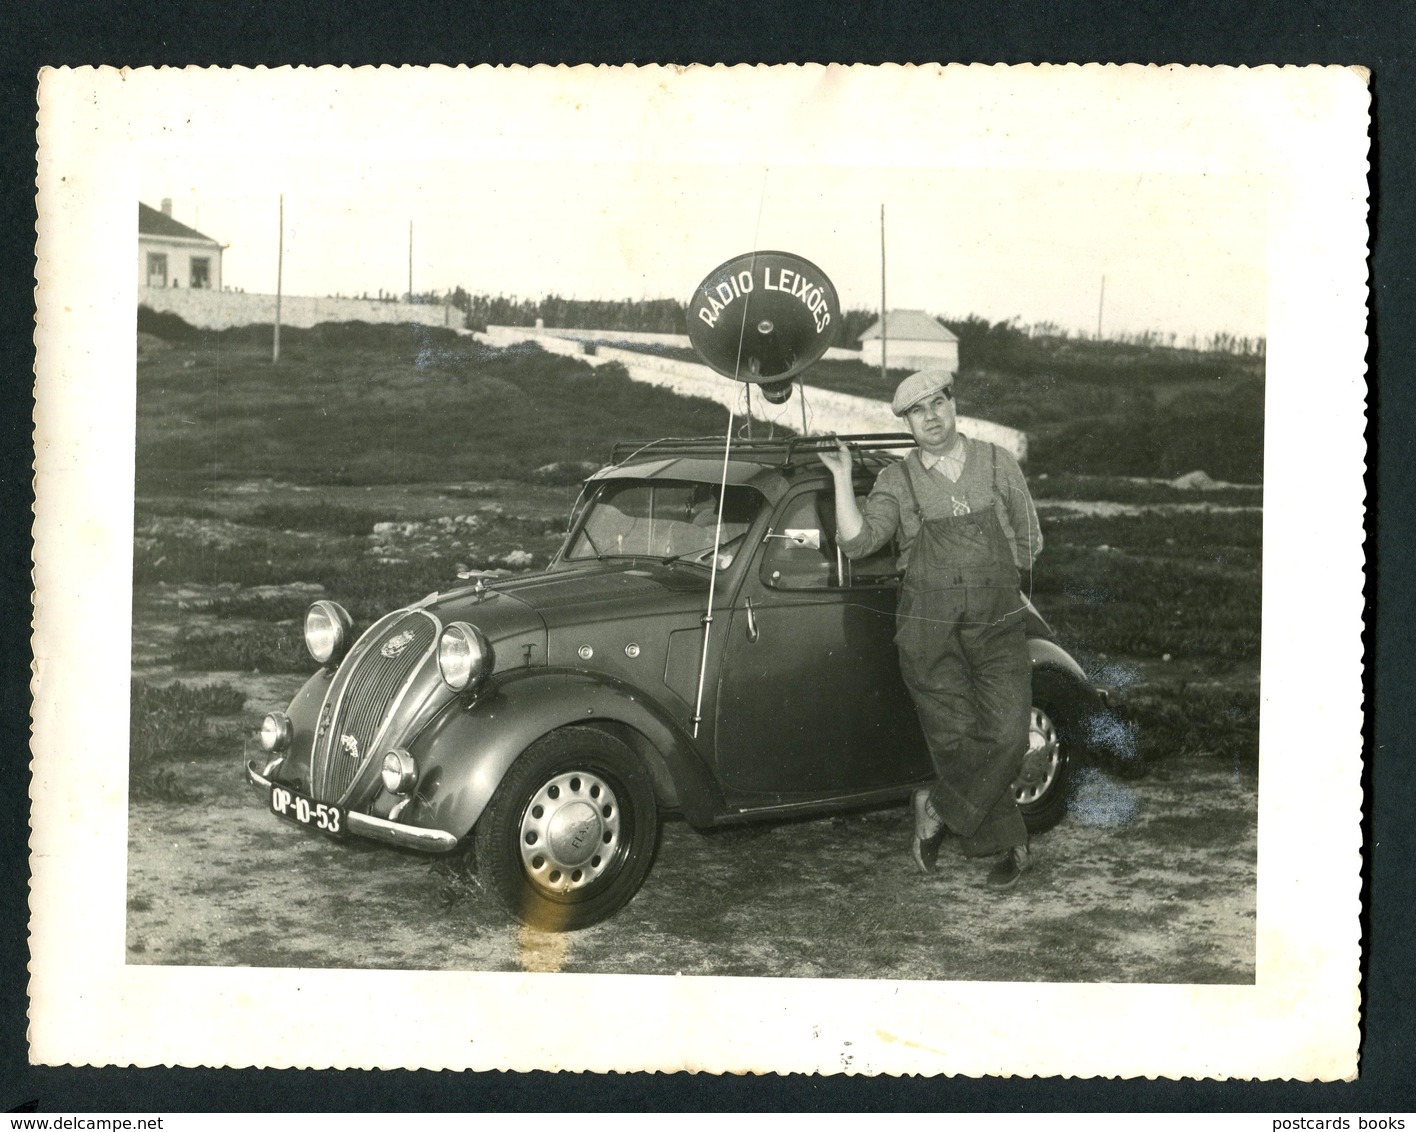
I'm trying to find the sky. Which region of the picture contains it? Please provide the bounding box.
[131,67,1272,345]
[140,159,1267,345]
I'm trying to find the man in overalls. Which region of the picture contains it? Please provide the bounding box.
[819,369,1043,889]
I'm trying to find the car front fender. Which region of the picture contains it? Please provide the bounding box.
[1027,637,1090,688]
[266,667,336,790]
[401,666,721,842]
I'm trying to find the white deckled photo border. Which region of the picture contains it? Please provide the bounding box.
[30,63,1368,1077]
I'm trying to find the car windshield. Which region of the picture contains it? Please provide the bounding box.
[567,479,763,565]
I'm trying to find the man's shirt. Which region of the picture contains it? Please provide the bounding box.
[837,436,1043,574]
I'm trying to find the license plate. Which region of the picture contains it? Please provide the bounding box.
[270,784,345,836]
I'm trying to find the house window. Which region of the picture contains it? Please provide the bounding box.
[190,257,210,289]
[146,253,167,287]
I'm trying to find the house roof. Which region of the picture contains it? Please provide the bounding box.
[138,202,221,245]
[859,309,958,343]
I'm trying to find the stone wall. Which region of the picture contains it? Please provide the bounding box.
[531,325,861,363]
[138,286,462,331]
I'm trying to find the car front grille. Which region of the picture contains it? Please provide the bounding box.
[310,611,437,803]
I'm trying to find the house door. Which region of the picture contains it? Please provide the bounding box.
[146,253,167,288]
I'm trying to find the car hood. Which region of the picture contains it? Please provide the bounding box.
[423,563,714,635]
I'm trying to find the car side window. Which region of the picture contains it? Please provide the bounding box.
[843,490,902,587]
[761,491,835,591]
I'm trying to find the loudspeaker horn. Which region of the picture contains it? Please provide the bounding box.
[686,251,841,394]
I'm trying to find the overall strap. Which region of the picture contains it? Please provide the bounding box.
[899,453,925,519]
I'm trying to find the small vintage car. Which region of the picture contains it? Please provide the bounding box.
[247,434,1119,930]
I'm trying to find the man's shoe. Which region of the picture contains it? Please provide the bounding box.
[911,788,945,874]
[986,845,1032,890]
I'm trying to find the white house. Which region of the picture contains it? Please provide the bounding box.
[138,199,223,291]
[858,309,959,373]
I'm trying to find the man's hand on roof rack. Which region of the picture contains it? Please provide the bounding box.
[816,437,854,480]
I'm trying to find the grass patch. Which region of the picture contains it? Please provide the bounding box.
[133,522,315,587]
[607,336,1264,481]
[129,680,248,799]
[1031,475,1263,505]
[132,498,227,521]
[1032,509,1262,663]
[169,626,310,674]
[135,336,730,489]
[136,501,572,646]
[1041,508,1262,560]
[1125,684,1261,764]
[210,592,313,622]
[241,501,390,536]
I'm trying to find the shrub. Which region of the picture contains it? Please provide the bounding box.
[169,626,310,674]
[242,502,387,536]
[1126,684,1260,764]
[129,680,247,800]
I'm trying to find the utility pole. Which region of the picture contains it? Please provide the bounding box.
[1096,274,1106,341]
[879,204,888,384]
[273,194,284,364]
[408,220,413,303]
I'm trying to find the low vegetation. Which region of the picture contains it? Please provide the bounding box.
[129,680,247,799]
[580,307,1265,482]
[135,317,727,490]
[133,315,1263,778]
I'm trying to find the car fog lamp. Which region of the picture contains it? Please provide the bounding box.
[305,600,353,666]
[381,749,418,795]
[438,621,494,691]
[259,711,293,752]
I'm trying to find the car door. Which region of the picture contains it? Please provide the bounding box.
[713,483,931,798]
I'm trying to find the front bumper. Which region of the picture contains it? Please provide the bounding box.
[245,759,459,853]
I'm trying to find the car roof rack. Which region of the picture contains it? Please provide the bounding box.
[610,433,918,469]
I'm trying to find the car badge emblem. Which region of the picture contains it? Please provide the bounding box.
[340,734,360,760]
[317,704,333,737]
[381,629,417,658]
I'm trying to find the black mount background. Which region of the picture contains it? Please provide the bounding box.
[2,0,1407,1113]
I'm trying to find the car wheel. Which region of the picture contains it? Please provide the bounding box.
[475,726,659,932]
[1013,699,1071,835]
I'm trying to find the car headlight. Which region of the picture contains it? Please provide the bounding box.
[381,749,418,795]
[305,600,353,666]
[259,711,293,752]
[438,621,494,691]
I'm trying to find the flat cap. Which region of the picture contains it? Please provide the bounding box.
[891,368,955,417]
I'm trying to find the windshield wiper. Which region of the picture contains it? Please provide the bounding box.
[577,527,606,562]
[661,532,748,566]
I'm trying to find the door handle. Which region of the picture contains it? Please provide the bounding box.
[745,597,759,643]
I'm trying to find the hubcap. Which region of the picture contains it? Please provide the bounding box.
[518,770,622,896]
[1014,706,1061,805]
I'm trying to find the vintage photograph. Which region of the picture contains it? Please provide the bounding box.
[31,64,1367,1077]
[126,167,1263,975]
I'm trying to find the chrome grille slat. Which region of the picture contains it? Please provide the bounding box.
[310,612,438,802]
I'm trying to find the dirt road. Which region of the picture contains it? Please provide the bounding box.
[126,665,1256,983]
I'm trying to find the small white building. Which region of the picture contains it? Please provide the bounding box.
[138,199,223,291]
[858,309,959,373]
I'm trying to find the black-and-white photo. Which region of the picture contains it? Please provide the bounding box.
[32,64,1367,1077]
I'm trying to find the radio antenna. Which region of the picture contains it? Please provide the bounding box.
[690,171,770,738]
[879,203,888,385]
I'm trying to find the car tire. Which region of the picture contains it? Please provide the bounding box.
[475,726,659,932]
[1014,697,1072,835]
